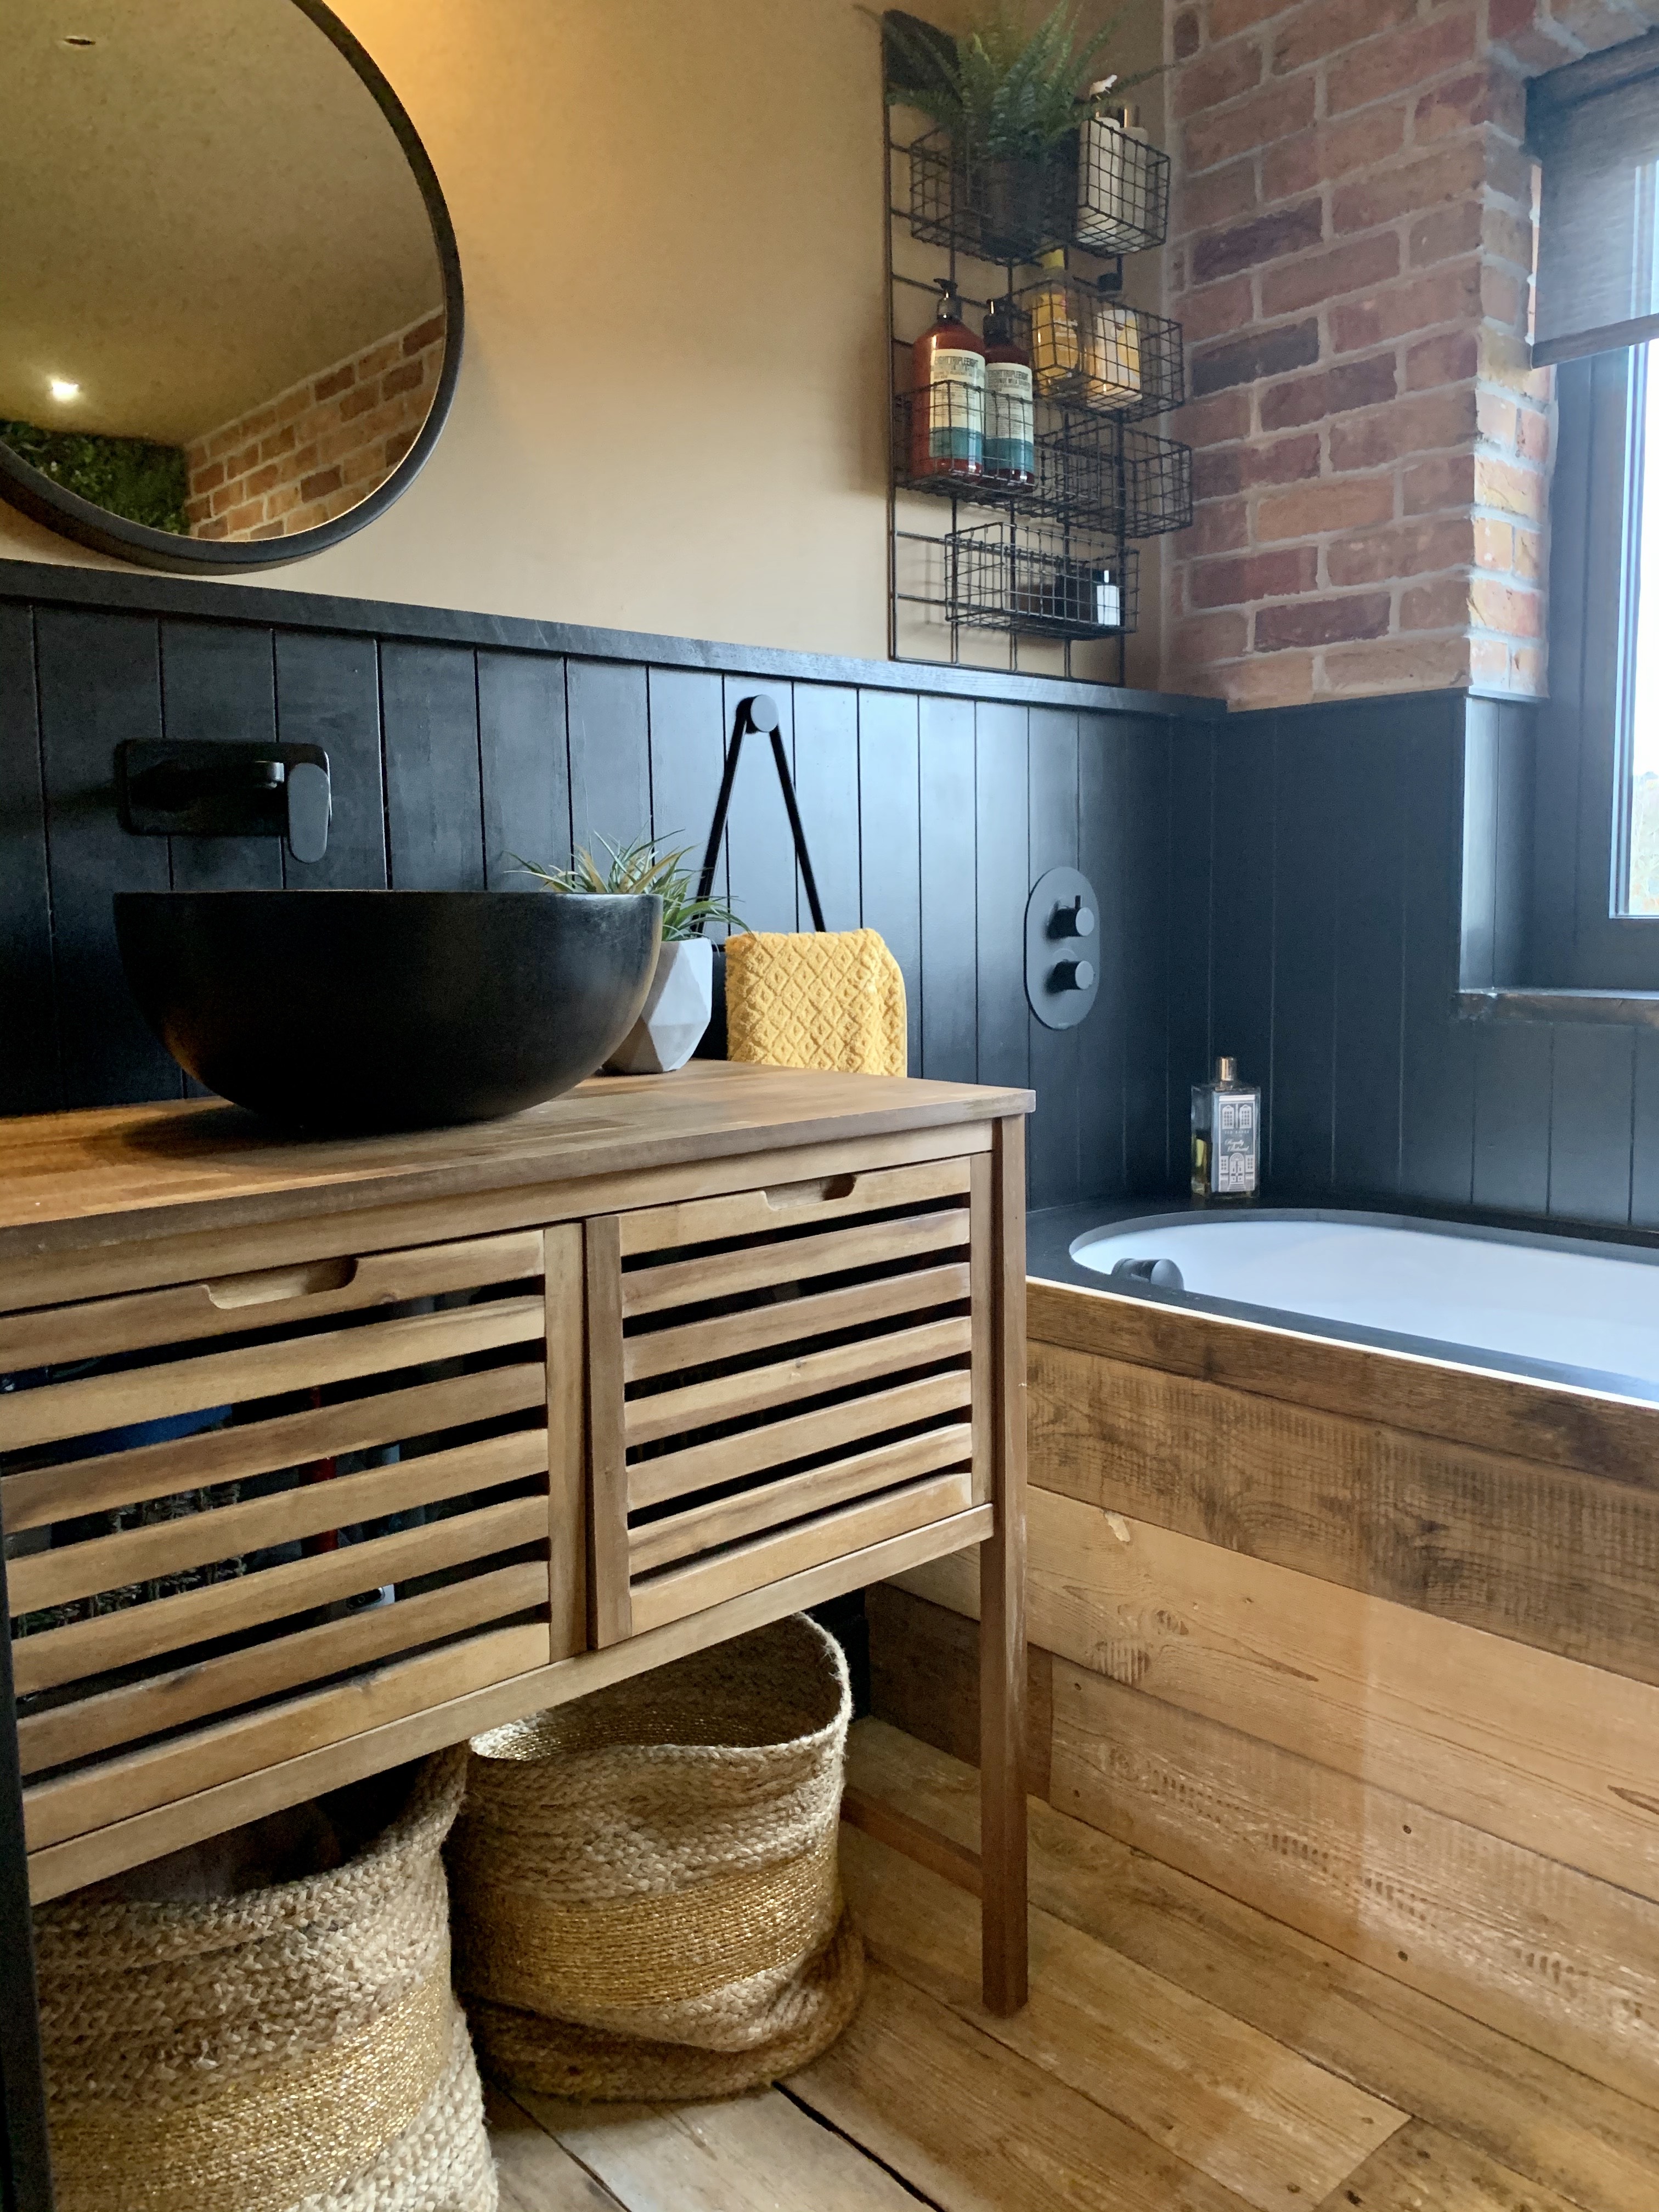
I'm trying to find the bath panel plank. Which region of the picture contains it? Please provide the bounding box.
[1399,701,1476,1205]
[1331,708,1405,1199]
[1317,2120,1581,2212]
[1271,713,1341,1194]
[720,673,798,933]
[380,637,485,889]
[974,700,1031,1096]
[858,688,922,1075]
[159,617,282,891]
[1049,1660,1659,2111]
[867,1582,1054,1803]
[789,682,861,931]
[839,1822,1406,2212]
[919,695,977,1085]
[1472,1020,1553,1216]
[0,606,59,1118]
[33,606,180,1108]
[1025,1334,1659,1688]
[272,627,388,888]
[894,1491,1659,1908]
[479,647,570,887]
[486,2086,630,2210]
[645,667,727,916]
[789,1959,1257,2212]
[1549,1023,1636,1226]
[512,2081,919,2211]
[846,1719,1659,2212]
[1027,706,1081,1210]
[567,658,650,863]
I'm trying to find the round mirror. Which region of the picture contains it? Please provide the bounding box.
[0,0,462,572]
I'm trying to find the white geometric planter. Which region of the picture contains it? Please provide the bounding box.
[605,937,714,1075]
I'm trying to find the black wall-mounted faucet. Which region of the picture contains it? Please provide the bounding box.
[116,742,332,864]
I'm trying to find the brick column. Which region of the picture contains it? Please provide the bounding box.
[1162,0,1659,708]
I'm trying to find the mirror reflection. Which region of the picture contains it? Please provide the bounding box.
[0,0,449,546]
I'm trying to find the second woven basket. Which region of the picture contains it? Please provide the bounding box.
[448,1612,863,2100]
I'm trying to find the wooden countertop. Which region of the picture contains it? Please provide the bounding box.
[0,1062,1033,1265]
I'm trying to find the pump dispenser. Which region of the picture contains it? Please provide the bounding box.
[910,279,985,479]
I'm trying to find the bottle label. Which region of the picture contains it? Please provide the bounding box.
[1212,1095,1257,1193]
[928,349,984,461]
[984,362,1034,475]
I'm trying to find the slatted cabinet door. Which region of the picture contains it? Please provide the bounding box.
[0,1224,583,1894]
[585,1156,992,1644]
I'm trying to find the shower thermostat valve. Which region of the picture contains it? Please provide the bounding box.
[1025,866,1102,1030]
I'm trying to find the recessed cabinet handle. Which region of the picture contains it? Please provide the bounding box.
[205,1256,358,1310]
[763,1174,857,1212]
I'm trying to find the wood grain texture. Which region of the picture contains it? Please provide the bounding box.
[614,1154,970,1256]
[867,1582,1054,1803]
[789,1958,1259,2212]
[840,1783,984,1896]
[839,1821,1406,2212]
[1319,2121,1581,2212]
[584,1214,631,1649]
[620,1207,970,1318]
[514,2081,922,2212]
[848,1720,1659,2212]
[1027,1324,1659,1685]
[979,1110,1029,2015]
[1049,1659,1659,2109]
[622,1260,970,1382]
[545,1222,588,1661]
[487,2087,628,2212]
[895,1489,1659,1906]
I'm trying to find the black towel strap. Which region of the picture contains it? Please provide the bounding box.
[695,694,827,935]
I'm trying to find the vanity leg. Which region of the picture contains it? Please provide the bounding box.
[0,1487,55,2210]
[979,1114,1028,2017]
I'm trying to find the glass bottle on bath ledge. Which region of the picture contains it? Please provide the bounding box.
[1191,1056,1260,1203]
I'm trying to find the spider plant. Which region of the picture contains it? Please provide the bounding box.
[884,2,1156,162]
[514,835,742,941]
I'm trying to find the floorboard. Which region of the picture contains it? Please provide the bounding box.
[1322,2120,1584,2212]
[488,2087,629,2210]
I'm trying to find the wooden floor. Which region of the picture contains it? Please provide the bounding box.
[486,1719,1659,2212]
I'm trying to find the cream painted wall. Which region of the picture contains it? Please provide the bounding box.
[2,0,1166,675]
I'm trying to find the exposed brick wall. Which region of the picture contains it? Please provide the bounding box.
[183,309,445,543]
[1162,0,1658,707]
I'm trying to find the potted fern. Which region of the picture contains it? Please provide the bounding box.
[886,2,1150,265]
[516,837,741,1074]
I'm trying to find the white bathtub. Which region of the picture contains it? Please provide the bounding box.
[1069,1210,1659,1395]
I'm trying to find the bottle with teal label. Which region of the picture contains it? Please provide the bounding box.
[982,295,1035,488]
[910,279,984,479]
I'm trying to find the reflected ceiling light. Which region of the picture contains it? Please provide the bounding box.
[48,378,80,402]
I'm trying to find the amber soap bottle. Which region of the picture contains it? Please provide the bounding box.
[910,279,985,479]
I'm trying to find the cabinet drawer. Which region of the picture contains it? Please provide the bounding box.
[586,1155,989,1643]
[2,1227,581,1892]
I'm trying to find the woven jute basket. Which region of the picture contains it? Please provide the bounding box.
[35,1749,496,2212]
[449,1613,864,2101]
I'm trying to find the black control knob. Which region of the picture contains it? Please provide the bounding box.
[1051,958,1095,992]
[1049,896,1097,940]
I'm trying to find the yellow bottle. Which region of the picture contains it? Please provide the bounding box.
[1083,278,1144,410]
[1029,249,1079,399]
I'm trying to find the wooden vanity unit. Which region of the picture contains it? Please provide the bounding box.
[0,1060,1030,2181]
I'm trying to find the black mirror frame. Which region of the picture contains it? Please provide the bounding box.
[0,0,464,575]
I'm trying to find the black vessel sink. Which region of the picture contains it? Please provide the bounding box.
[115,890,662,1132]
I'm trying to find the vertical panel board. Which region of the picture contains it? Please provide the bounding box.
[1163,722,1214,1183]
[1270,713,1339,1194]
[1027,707,1081,1210]
[34,608,179,1107]
[159,619,282,891]
[721,675,798,933]
[1472,1022,1554,1215]
[1633,1026,1659,1228]
[791,684,862,931]
[272,628,387,889]
[380,640,484,890]
[859,689,922,1074]
[566,659,650,861]
[1549,1022,1635,1224]
[1076,713,1128,1198]
[646,668,729,921]
[1206,713,1274,1153]
[0,608,59,1116]
[918,696,977,1083]
[1400,701,1475,1205]
[974,701,1030,1097]
[1331,706,1404,1199]
[1459,698,1500,992]
[478,650,569,888]
[1122,716,1173,1190]
[1492,702,1536,986]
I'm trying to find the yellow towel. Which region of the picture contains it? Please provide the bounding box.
[723,929,907,1078]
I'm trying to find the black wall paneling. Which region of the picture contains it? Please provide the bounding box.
[0,563,1210,1214]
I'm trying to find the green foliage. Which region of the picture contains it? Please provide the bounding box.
[884,1,1156,161]
[514,834,744,942]
[0,419,189,535]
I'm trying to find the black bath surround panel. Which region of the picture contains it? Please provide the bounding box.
[0,559,1205,1214]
